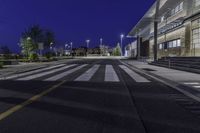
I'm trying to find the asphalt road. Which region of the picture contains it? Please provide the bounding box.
[0,59,200,133]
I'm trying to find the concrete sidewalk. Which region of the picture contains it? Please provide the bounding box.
[123,60,200,83]
[122,60,200,102]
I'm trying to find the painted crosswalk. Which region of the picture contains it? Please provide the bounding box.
[104,65,119,82]
[119,65,150,83]
[183,82,200,89]
[44,64,88,81]
[17,64,76,81]
[0,64,66,80]
[75,65,100,81]
[0,63,152,83]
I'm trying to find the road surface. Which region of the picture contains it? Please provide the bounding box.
[0,59,199,133]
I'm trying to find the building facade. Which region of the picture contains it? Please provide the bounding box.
[125,41,137,58]
[128,0,200,59]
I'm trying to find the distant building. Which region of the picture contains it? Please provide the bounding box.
[128,0,200,59]
[125,41,137,58]
[100,45,112,56]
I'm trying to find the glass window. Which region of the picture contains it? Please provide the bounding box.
[173,40,177,47]
[195,0,200,7]
[159,44,163,49]
[169,42,173,48]
[177,39,181,47]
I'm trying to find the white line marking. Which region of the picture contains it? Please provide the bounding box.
[44,64,88,81]
[119,65,150,83]
[0,64,66,80]
[104,65,119,82]
[184,82,200,85]
[193,86,200,89]
[17,64,76,81]
[75,65,100,81]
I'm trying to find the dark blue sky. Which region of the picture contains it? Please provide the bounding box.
[0,0,155,52]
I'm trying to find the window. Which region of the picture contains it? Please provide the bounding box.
[192,28,200,48]
[170,2,184,17]
[177,39,181,47]
[166,39,181,49]
[169,42,173,48]
[173,40,177,48]
[195,0,200,7]
[159,44,163,49]
[161,16,165,22]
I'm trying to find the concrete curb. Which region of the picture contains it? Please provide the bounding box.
[120,60,200,103]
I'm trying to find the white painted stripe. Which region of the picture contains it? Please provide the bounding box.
[1,64,65,80]
[75,65,100,81]
[193,86,200,89]
[17,64,76,81]
[119,65,150,83]
[104,65,119,82]
[184,82,200,85]
[45,64,88,81]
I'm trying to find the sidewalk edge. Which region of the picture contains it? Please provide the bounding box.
[120,60,200,103]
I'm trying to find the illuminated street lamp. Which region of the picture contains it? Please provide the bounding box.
[86,40,90,56]
[70,42,73,51]
[50,42,53,50]
[100,38,103,56]
[120,34,124,56]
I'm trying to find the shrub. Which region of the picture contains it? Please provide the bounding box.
[29,53,39,61]
[45,52,53,60]
[0,62,3,68]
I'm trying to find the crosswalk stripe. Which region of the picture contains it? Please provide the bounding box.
[17,64,77,81]
[104,65,119,82]
[0,64,66,80]
[119,65,150,83]
[75,65,100,81]
[44,64,88,81]
[184,82,200,85]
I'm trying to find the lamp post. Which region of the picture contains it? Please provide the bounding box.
[50,42,53,50]
[86,40,90,56]
[120,34,124,56]
[70,42,73,51]
[100,38,103,56]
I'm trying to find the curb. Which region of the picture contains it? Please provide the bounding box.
[120,60,200,103]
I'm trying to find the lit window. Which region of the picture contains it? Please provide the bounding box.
[173,40,177,47]
[169,42,173,48]
[159,44,163,49]
[161,16,165,22]
[195,0,200,7]
[177,39,181,47]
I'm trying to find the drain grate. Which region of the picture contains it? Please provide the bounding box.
[142,68,156,71]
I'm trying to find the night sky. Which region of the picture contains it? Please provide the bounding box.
[0,0,155,53]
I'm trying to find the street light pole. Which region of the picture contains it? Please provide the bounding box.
[100,38,103,56]
[120,34,124,56]
[86,40,90,56]
[154,0,160,61]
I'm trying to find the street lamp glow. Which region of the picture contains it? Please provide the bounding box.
[27,37,31,40]
[86,40,90,48]
[100,38,103,45]
[120,34,124,56]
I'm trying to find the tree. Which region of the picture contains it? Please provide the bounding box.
[21,25,55,50]
[44,30,55,48]
[22,25,44,51]
[113,43,121,56]
[20,37,35,59]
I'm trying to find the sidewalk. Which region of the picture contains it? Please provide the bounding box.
[122,60,200,102]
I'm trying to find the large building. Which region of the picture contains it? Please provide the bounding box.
[128,0,200,60]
